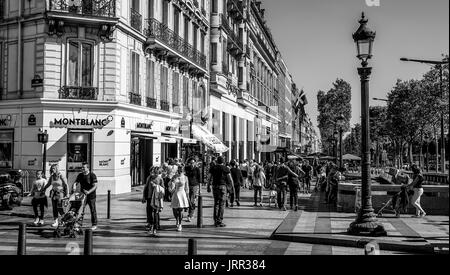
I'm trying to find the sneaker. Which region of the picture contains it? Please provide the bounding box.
[186,217,192,223]
[283,206,287,211]
[218,223,226,228]
[420,212,427,218]
[38,219,45,226]
[145,224,151,231]
[295,206,298,212]
[33,218,39,226]
[176,225,182,232]
[230,203,234,208]
[236,201,241,207]
[91,226,98,231]
[51,219,59,228]
[260,204,263,207]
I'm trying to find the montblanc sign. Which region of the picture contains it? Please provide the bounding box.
[51,116,113,128]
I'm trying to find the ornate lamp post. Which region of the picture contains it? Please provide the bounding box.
[37,129,49,178]
[336,115,346,169]
[348,13,386,236]
[334,130,339,165]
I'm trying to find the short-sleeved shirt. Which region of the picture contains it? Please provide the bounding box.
[76,172,98,199]
[413,174,424,189]
[210,164,231,187]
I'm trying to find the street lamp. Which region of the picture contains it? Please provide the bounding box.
[348,13,386,236]
[336,115,346,169]
[37,129,49,178]
[333,130,339,165]
[400,57,449,174]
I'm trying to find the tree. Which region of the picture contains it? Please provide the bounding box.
[317,79,352,154]
[344,124,361,156]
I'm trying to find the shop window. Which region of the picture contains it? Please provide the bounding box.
[67,131,92,185]
[67,41,94,87]
[0,130,13,169]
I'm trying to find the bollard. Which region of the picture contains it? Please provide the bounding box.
[107,190,111,220]
[84,229,93,255]
[17,223,27,255]
[197,196,203,228]
[188,239,197,256]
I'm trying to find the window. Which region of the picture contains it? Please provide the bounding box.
[148,0,154,18]
[211,43,217,64]
[184,16,189,42]
[238,67,243,84]
[172,72,179,106]
[212,0,218,13]
[131,52,140,94]
[0,130,13,169]
[160,65,168,101]
[201,32,205,55]
[162,0,169,25]
[193,24,198,51]
[146,60,155,98]
[173,7,180,34]
[68,41,94,87]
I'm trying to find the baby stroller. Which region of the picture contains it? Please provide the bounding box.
[377,185,412,218]
[54,192,86,238]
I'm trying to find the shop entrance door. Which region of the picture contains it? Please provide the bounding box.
[67,131,92,190]
[131,136,153,187]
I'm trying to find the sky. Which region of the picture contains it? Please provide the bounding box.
[260,0,449,135]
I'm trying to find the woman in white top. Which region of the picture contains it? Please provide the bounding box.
[169,165,190,232]
[253,164,266,207]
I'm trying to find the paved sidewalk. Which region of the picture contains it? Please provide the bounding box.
[272,191,449,254]
[0,185,435,255]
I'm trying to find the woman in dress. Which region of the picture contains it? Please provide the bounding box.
[43,164,69,227]
[169,165,190,232]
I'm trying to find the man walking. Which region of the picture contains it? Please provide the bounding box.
[274,158,298,211]
[72,162,98,230]
[185,158,201,222]
[207,156,233,227]
[302,160,313,194]
[288,159,305,211]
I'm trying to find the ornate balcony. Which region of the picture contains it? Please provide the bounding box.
[49,0,116,17]
[130,8,142,32]
[59,86,99,100]
[227,0,244,21]
[227,30,244,57]
[146,97,157,109]
[129,92,142,106]
[145,18,207,71]
[161,100,170,112]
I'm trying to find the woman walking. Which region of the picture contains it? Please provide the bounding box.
[29,170,48,226]
[169,166,190,232]
[43,164,69,227]
[230,160,243,207]
[408,165,426,218]
[252,164,266,207]
[143,167,165,236]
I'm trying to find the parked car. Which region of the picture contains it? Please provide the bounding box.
[0,170,24,210]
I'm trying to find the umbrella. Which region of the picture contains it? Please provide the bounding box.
[287,154,303,160]
[342,154,362,161]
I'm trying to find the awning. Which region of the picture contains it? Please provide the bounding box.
[131,133,158,140]
[157,136,177,144]
[192,124,229,153]
[172,136,198,144]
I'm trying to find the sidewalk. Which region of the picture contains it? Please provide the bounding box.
[271,191,449,254]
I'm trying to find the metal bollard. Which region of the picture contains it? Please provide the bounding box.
[107,190,111,220]
[17,223,27,255]
[84,229,93,255]
[188,239,197,256]
[197,196,203,228]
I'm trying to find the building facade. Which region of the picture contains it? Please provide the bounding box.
[0,0,209,194]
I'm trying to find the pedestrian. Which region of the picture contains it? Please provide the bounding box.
[43,164,69,228]
[142,170,165,236]
[28,170,48,226]
[72,162,98,230]
[162,161,172,202]
[252,164,266,207]
[240,160,249,189]
[169,165,190,232]
[288,159,304,211]
[274,158,298,211]
[407,165,426,218]
[207,156,233,227]
[302,160,313,194]
[230,160,243,207]
[327,164,340,207]
[248,160,255,190]
[185,158,201,222]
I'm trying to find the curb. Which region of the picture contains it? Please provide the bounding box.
[271,233,435,254]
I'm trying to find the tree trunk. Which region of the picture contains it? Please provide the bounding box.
[409,142,414,166]
[434,126,439,173]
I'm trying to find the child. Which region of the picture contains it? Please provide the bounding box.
[28,171,48,226]
[143,171,165,236]
[150,177,165,236]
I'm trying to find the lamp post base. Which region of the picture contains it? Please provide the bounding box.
[347,213,387,237]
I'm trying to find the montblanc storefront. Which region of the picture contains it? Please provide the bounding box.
[0,100,182,195]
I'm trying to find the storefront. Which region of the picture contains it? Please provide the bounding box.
[0,128,13,169]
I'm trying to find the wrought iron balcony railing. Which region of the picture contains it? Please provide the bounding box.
[49,0,116,17]
[130,8,142,32]
[193,0,199,8]
[59,86,99,100]
[129,92,142,106]
[145,18,207,70]
[220,13,232,35]
[146,97,157,109]
[160,100,170,112]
